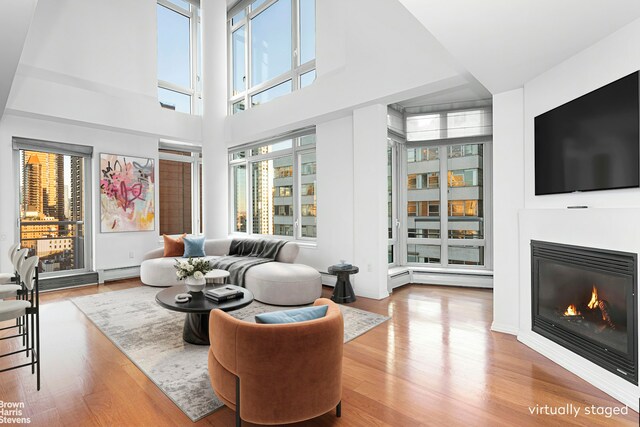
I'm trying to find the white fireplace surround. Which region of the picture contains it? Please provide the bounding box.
[517,208,640,411]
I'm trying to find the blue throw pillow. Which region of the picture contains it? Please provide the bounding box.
[183,236,206,257]
[255,305,329,324]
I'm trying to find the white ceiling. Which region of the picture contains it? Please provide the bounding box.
[0,0,37,119]
[397,0,640,94]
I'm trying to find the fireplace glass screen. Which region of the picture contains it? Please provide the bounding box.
[537,261,630,354]
[531,240,637,385]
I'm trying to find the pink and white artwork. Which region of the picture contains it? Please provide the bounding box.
[100,153,155,232]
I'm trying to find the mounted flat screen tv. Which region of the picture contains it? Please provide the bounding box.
[535,71,640,195]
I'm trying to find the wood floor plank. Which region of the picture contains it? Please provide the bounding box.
[0,279,636,426]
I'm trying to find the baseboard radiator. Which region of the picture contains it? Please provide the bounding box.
[98,266,141,283]
[40,271,100,291]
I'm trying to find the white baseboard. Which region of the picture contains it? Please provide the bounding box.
[490,321,519,335]
[518,331,639,412]
[97,266,141,284]
[410,270,493,288]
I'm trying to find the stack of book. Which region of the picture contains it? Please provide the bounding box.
[205,286,243,303]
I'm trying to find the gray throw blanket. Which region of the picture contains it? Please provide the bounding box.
[210,239,287,287]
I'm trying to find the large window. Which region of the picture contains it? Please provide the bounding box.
[229,130,316,240]
[16,140,92,275]
[157,0,202,114]
[228,0,316,113]
[159,145,203,235]
[392,107,492,270]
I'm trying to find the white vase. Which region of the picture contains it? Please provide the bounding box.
[185,275,206,293]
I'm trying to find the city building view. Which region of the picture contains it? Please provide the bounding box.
[406,143,485,265]
[232,135,317,239]
[20,150,84,273]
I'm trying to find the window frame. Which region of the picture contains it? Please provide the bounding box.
[228,128,317,242]
[227,0,316,114]
[13,141,93,278]
[158,142,203,235]
[157,0,202,115]
[401,137,492,270]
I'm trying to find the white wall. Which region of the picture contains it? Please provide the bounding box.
[0,0,37,116]
[201,0,228,239]
[352,105,390,299]
[489,17,640,408]
[224,0,469,146]
[0,115,162,272]
[213,0,476,298]
[0,0,205,276]
[523,17,640,210]
[491,88,524,334]
[296,116,355,270]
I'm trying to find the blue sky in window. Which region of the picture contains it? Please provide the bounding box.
[157,4,190,88]
[251,0,292,86]
[158,87,191,113]
[299,0,315,64]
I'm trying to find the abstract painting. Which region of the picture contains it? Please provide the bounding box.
[100,153,155,232]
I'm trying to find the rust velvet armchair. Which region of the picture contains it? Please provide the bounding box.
[208,298,344,426]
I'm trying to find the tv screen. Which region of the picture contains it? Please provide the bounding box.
[535,71,640,195]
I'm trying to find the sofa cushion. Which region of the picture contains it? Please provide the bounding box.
[255,305,328,324]
[184,235,206,257]
[163,234,186,257]
[140,256,218,287]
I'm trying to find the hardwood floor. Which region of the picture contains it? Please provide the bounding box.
[0,280,637,426]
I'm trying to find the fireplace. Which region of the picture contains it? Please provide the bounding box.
[531,240,638,385]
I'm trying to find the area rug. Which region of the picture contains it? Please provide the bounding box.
[71,286,389,421]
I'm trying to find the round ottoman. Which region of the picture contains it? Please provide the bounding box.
[244,263,322,306]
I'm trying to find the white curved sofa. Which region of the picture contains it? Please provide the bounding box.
[140,238,322,306]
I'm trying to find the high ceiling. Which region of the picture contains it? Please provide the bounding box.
[0,0,37,119]
[397,0,640,94]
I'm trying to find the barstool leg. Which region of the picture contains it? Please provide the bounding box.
[31,313,35,374]
[25,314,29,357]
[36,311,40,390]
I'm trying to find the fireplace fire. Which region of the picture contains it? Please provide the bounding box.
[562,285,616,330]
[531,240,638,385]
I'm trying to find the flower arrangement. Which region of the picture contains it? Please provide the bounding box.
[174,257,213,281]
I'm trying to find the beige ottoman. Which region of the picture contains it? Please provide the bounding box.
[244,263,322,306]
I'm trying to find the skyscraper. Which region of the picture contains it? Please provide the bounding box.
[23,154,43,214]
[69,156,84,222]
[22,150,65,220]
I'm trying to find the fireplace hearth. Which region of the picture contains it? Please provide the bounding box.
[531,240,638,385]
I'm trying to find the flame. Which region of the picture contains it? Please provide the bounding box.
[564,304,580,316]
[587,285,599,309]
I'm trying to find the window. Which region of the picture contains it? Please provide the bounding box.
[16,140,92,276]
[229,130,316,240]
[159,145,203,235]
[157,0,202,114]
[228,0,316,113]
[394,106,492,270]
[388,137,399,265]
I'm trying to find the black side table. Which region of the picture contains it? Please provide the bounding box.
[328,264,359,303]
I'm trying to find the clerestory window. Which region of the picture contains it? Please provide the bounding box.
[157,0,202,114]
[228,0,316,114]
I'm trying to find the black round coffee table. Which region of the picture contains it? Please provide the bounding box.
[156,284,254,345]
